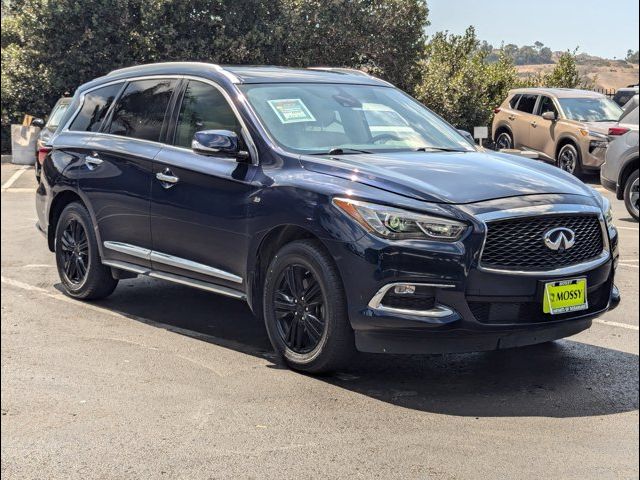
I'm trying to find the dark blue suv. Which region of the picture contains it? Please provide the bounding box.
[36,63,620,373]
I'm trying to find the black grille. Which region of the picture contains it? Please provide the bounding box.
[469,286,609,325]
[481,215,604,271]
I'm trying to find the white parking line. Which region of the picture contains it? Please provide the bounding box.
[1,166,29,191]
[594,319,639,331]
[618,263,639,269]
[2,275,639,334]
[2,188,35,193]
[616,226,639,232]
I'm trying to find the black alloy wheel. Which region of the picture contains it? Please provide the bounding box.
[59,219,89,285]
[274,264,326,354]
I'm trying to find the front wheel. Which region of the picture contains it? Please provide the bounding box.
[557,143,583,177]
[263,240,355,373]
[624,169,639,221]
[55,202,118,299]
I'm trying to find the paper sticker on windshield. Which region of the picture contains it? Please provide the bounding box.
[267,99,316,124]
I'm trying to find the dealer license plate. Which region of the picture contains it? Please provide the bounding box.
[542,278,588,315]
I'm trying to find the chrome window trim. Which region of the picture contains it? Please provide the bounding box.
[368,282,456,318]
[59,74,259,165]
[476,204,611,276]
[103,241,243,284]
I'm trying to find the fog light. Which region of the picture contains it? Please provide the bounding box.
[393,284,416,295]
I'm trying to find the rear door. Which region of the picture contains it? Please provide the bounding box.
[529,95,560,160]
[511,94,538,148]
[81,78,178,267]
[149,79,259,289]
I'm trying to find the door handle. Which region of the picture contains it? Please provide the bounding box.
[85,154,103,170]
[156,170,179,188]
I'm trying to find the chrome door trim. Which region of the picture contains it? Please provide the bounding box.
[102,259,246,300]
[149,251,243,284]
[103,241,243,284]
[103,241,152,260]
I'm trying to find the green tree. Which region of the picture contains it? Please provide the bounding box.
[626,49,639,64]
[414,26,518,133]
[542,50,592,88]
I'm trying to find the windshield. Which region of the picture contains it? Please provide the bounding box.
[46,102,70,128]
[558,97,623,122]
[239,83,475,155]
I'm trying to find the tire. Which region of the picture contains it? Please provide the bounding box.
[262,240,355,374]
[623,169,639,221]
[556,143,583,177]
[54,202,118,300]
[495,131,513,150]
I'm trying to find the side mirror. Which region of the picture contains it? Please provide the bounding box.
[31,118,45,128]
[192,130,250,161]
[542,111,557,121]
[457,129,476,145]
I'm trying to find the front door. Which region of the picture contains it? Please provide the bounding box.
[149,79,259,289]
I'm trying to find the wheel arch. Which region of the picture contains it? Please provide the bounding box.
[47,188,101,254]
[555,136,580,160]
[618,156,639,200]
[246,224,333,317]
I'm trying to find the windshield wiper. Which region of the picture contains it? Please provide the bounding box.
[312,147,373,155]
[414,146,468,153]
[593,119,619,122]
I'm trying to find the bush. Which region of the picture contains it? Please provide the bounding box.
[414,27,518,133]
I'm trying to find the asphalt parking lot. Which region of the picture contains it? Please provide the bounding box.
[1,163,638,479]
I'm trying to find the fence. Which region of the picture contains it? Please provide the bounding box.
[594,88,616,98]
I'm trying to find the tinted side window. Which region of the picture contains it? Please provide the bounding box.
[174,81,241,148]
[537,96,558,116]
[509,94,521,109]
[69,83,122,132]
[108,79,177,142]
[516,94,538,114]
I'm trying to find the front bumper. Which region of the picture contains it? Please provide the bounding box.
[325,199,619,354]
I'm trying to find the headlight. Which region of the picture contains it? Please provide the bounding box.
[332,198,467,241]
[579,129,608,140]
[603,198,615,229]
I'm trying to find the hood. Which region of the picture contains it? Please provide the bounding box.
[300,150,594,204]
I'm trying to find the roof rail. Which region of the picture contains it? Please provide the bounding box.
[307,67,372,77]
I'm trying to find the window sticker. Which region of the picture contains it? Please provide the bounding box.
[267,98,316,124]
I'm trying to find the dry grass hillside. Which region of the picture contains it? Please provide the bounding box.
[516,62,639,90]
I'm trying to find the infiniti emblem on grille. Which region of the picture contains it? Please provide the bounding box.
[543,227,576,251]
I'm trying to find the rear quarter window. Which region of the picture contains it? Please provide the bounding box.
[69,83,123,132]
[509,94,521,109]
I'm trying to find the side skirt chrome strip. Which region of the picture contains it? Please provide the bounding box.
[102,260,246,300]
[103,241,243,284]
[149,251,243,284]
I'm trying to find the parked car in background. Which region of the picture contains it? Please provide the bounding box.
[36,63,620,373]
[492,88,623,176]
[612,85,639,108]
[33,97,72,180]
[601,96,639,220]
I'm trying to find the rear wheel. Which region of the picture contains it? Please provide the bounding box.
[495,131,513,150]
[55,202,118,299]
[624,169,639,221]
[263,240,355,374]
[557,143,583,177]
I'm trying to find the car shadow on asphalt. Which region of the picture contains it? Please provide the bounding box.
[79,277,639,419]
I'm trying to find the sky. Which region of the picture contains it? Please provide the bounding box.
[426,0,639,59]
